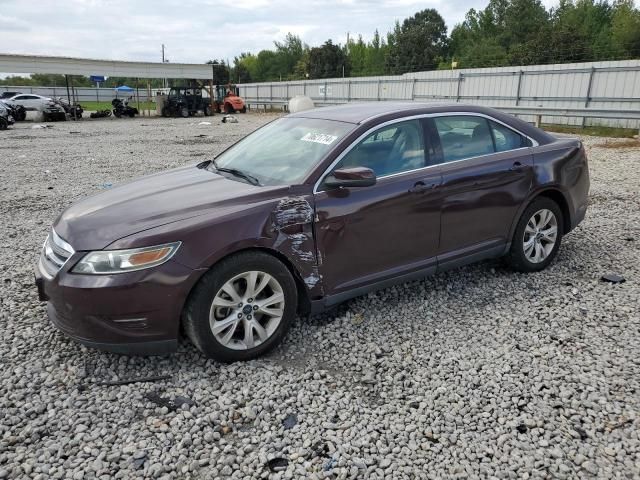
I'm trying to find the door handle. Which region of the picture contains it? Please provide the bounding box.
[409,181,437,194]
[510,161,528,172]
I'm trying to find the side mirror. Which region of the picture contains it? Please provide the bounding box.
[324,167,377,189]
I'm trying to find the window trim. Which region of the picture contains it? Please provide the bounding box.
[313,112,538,194]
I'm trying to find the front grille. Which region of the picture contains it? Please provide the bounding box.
[40,229,74,278]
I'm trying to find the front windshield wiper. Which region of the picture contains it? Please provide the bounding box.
[211,159,261,186]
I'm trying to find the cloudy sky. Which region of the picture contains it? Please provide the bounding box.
[0,0,557,68]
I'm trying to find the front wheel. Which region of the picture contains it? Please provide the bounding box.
[183,251,298,362]
[507,197,563,272]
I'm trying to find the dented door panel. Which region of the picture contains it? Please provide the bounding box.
[314,171,442,296]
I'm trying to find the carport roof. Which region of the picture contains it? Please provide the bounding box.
[0,53,216,79]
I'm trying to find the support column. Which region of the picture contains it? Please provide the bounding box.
[582,67,595,128]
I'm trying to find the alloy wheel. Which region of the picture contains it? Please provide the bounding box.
[523,208,558,263]
[209,271,285,350]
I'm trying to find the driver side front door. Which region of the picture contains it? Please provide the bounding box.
[313,118,442,301]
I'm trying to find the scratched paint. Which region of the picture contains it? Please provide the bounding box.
[288,232,314,262]
[272,196,323,292]
[274,197,314,228]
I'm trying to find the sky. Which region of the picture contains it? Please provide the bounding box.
[0,0,558,69]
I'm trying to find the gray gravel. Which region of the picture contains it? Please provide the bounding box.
[1,115,639,479]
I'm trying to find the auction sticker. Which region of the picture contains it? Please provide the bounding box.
[300,132,338,145]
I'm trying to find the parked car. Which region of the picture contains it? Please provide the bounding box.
[0,100,25,122]
[0,101,14,129]
[0,91,22,99]
[35,103,590,362]
[5,93,66,120]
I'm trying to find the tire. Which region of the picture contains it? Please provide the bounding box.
[180,107,189,118]
[0,118,7,130]
[240,106,247,113]
[507,197,563,272]
[114,110,121,118]
[224,103,234,114]
[183,251,298,362]
[161,106,169,117]
[203,105,211,116]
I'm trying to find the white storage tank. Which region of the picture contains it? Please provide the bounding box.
[288,95,314,113]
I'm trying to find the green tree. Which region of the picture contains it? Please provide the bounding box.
[611,0,640,57]
[308,40,350,79]
[385,9,448,74]
[206,59,231,84]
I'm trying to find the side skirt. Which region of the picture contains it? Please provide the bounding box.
[310,241,510,314]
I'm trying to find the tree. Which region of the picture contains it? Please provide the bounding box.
[206,59,231,84]
[308,40,350,79]
[385,9,448,74]
[611,0,640,57]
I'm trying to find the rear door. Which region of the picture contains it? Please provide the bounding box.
[427,114,534,268]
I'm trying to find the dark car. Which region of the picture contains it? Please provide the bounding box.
[0,91,22,99]
[35,103,589,362]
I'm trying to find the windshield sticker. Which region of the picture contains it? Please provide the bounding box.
[300,132,338,145]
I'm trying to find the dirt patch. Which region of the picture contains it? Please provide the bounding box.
[593,139,640,149]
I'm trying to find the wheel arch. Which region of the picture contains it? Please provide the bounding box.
[180,246,312,326]
[535,188,572,234]
[509,187,572,242]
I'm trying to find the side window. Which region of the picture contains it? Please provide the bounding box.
[433,116,495,163]
[334,120,425,177]
[490,120,531,151]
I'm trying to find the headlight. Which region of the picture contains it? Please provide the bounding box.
[72,242,181,274]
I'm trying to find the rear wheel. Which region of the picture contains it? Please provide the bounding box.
[183,251,298,362]
[507,197,563,272]
[180,107,189,118]
[0,118,7,130]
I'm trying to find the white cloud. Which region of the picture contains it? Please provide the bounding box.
[0,0,561,72]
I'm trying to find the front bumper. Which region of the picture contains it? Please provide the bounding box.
[35,255,204,356]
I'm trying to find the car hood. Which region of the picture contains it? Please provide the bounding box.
[54,165,285,251]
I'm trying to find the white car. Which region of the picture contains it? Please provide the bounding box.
[5,93,63,113]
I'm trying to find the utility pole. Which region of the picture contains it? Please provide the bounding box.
[162,44,166,89]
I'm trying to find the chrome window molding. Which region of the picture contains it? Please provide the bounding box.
[313,112,538,194]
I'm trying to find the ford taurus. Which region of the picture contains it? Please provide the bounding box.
[35,103,590,362]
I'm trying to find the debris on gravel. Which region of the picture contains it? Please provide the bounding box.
[0,117,639,479]
[600,273,626,284]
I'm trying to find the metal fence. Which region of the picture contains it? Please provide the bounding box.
[238,59,640,129]
[0,85,156,104]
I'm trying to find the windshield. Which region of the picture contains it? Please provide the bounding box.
[210,117,354,186]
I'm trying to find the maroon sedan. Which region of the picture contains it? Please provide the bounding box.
[36,103,589,361]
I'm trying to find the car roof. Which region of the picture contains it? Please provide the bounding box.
[288,101,555,145]
[288,102,449,124]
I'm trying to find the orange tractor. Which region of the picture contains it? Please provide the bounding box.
[214,84,246,114]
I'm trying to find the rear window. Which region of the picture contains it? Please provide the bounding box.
[433,116,530,163]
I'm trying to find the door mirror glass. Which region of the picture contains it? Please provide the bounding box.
[324,167,376,188]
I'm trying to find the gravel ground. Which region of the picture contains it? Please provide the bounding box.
[0,115,639,480]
